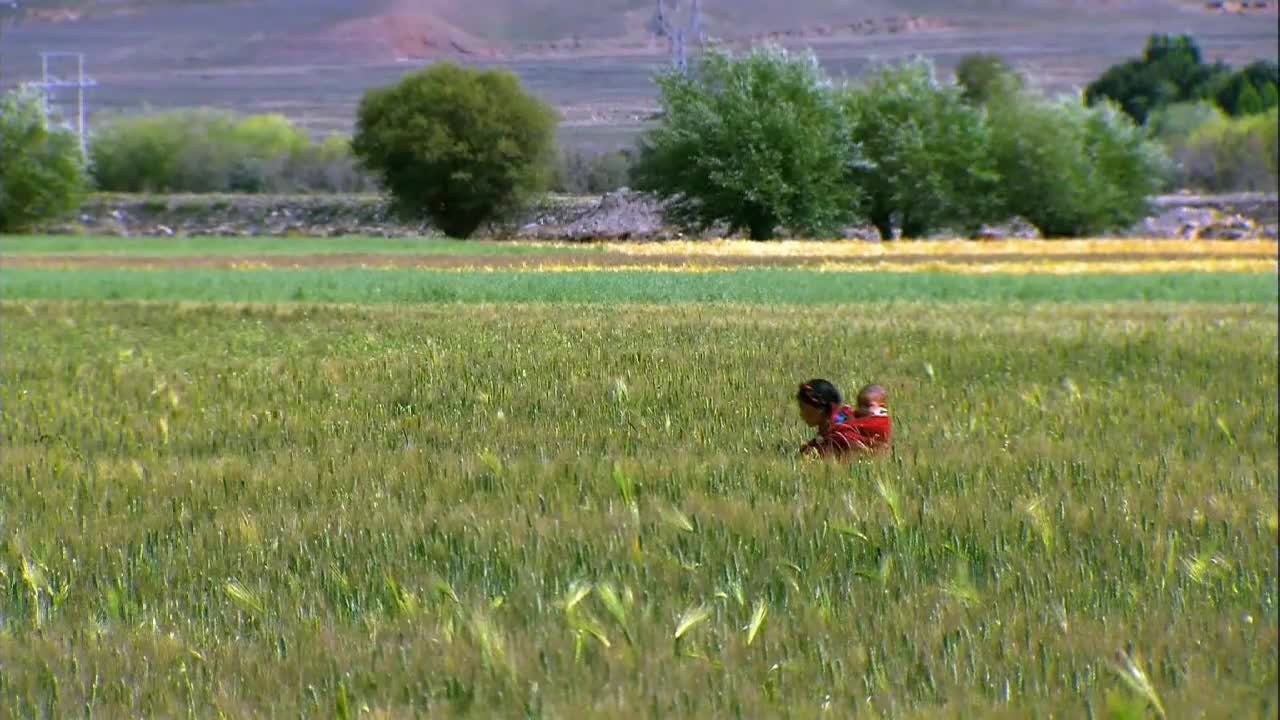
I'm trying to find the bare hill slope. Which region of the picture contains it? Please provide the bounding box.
[3,0,1273,139]
[9,0,1233,65]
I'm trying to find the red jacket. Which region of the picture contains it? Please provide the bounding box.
[801,405,892,459]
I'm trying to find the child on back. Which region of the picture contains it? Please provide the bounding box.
[796,380,892,459]
[846,384,892,451]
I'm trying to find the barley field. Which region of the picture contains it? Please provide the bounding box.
[0,237,1276,718]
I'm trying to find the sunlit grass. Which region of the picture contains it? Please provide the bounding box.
[0,301,1275,717]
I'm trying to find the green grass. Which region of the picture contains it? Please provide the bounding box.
[0,300,1276,718]
[0,235,582,257]
[1,268,1276,304]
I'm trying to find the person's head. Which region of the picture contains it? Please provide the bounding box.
[853,384,887,417]
[796,379,842,427]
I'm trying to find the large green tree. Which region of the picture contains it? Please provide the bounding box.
[988,90,1167,237]
[842,59,1002,240]
[0,85,88,233]
[631,45,860,241]
[352,63,559,239]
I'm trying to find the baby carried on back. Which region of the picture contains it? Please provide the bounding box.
[796,379,892,459]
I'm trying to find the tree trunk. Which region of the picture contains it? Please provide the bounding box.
[900,212,929,240]
[740,204,777,241]
[748,222,776,241]
[870,210,893,243]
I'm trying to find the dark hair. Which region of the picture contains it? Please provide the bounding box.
[797,379,842,412]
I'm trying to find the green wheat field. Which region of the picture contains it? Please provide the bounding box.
[1,254,1277,717]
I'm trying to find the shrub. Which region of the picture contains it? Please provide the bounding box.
[552,147,635,195]
[1179,108,1278,192]
[1146,100,1226,144]
[288,136,379,194]
[842,59,1002,239]
[631,45,860,240]
[954,53,1023,106]
[0,85,89,232]
[89,110,377,194]
[352,63,559,239]
[1145,101,1226,189]
[987,90,1167,237]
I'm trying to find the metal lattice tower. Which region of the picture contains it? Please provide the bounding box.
[38,51,97,156]
[650,0,705,74]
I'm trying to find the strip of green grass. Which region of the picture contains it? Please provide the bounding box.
[0,235,582,257]
[1,268,1274,304]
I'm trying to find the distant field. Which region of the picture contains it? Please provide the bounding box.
[2,268,1275,305]
[1,299,1275,717]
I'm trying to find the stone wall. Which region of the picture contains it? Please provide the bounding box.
[37,191,1280,241]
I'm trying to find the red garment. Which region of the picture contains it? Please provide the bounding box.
[800,405,892,459]
[846,409,892,449]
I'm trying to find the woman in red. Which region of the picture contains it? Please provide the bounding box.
[797,380,892,459]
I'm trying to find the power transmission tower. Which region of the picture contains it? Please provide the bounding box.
[0,0,19,85]
[38,51,97,157]
[650,0,704,74]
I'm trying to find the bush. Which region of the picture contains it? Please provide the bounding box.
[552,147,635,195]
[1262,82,1280,112]
[842,59,1002,239]
[89,110,376,194]
[1147,100,1225,144]
[1145,101,1225,189]
[954,53,1023,106]
[631,45,860,240]
[288,136,378,194]
[1147,101,1277,191]
[352,63,559,239]
[1179,108,1278,192]
[987,90,1167,237]
[1084,34,1229,124]
[0,85,89,232]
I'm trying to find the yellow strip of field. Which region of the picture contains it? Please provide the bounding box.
[809,258,1279,274]
[600,238,1280,258]
[204,258,1278,273]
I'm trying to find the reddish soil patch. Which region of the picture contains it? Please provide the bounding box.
[325,14,496,60]
[270,2,498,63]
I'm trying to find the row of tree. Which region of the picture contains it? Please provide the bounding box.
[627,48,1164,240]
[1,35,1268,237]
